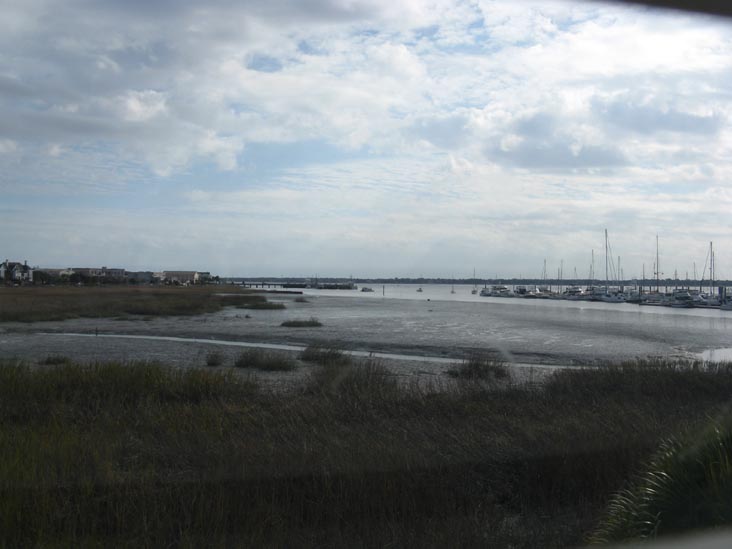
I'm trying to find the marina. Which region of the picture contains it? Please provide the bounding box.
[302,282,732,310]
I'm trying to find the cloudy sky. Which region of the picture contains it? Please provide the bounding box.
[1,0,732,279]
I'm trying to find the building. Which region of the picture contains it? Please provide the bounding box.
[1,260,34,282]
[36,268,75,278]
[194,271,212,284]
[71,267,126,279]
[126,271,154,283]
[162,271,197,284]
[1,260,34,283]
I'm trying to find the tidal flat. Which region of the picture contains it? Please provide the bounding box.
[2,287,731,373]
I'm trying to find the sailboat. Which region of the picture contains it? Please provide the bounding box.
[471,268,478,294]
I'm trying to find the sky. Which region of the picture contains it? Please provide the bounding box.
[1,0,732,279]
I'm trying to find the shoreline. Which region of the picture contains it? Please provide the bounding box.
[2,291,726,380]
[0,331,559,389]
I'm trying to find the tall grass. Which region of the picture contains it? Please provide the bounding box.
[205,350,225,367]
[0,286,281,322]
[3,358,732,546]
[300,343,351,366]
[281,317,322,327]
[447,353,508,382]
[234,349,297,371]
[591,416,732,544]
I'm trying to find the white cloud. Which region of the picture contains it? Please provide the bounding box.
[121,90,168,122]
[0,139,17,154]
[1,1,732,275]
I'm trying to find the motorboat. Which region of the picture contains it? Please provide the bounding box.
[490,285,513,297]
[360,287,374,292]
[668,289,694,308]
[561,286,585,300]
[513,285,529,297]
[639,292,670,306]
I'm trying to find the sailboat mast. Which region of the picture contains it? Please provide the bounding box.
[642,263,645,295]
[618,256,621,284]
[590,250,594,281]
[656,234,660,293]
[710,242,714,295]
[605,229,609,293]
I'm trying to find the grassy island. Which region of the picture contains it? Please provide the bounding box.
[0,285,283,322]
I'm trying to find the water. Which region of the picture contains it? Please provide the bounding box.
[274,284,732,364]
[305,283,731,319]
[700,348,732,362]
[7,284,732,366]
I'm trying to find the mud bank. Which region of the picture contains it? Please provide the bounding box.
[2,291,724,386]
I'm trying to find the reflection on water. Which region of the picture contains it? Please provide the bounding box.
[700,348,732,363]
[288,284,732,364]
[304,283,732,319]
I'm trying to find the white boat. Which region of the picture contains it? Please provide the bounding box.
[513,285,529,297]
[360,287,374,293]
[480,285,513,297]
[639,292,671,306]
[561,286,586,300]
[598,288,627,303]
[535,285,554,299]
[490,285,513,297]
[695,293,721,308]
[416,287,423,293]
[670,289,694,308]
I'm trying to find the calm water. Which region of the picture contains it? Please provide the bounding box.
[7,284,730,367]
[283,284,732,364]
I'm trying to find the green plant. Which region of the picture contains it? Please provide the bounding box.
[447,353,508,381]
[3,357,732,547]
[300,344,350,366]
[234,349,297,371]
[0,286,281,322]
[240,301,286,310]
[205,350,225,367]
[590,418,732,544]
[40,355,73,365]
[281,317,322,328]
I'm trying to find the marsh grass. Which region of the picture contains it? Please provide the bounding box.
[300,343,351,366]
[3,357,732,547]
[307,357,399,401]
[447,353,509,381]
[281,317,322,327]
[589,377,732,544]
[205,350,225,367]
[240,301,286,310]
[40,355,73,365]
[234,349,297,371]
[0,286,281,322]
